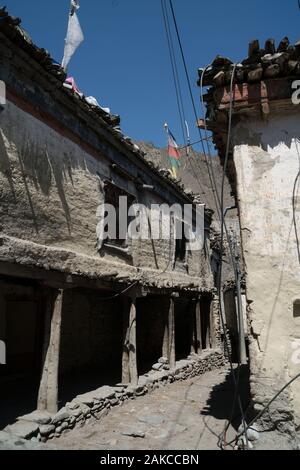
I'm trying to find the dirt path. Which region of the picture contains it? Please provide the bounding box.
[52,367,249,450]
[1,366,294,450]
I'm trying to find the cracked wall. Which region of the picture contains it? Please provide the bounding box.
[0,100,212,284]
[232,113,300,433]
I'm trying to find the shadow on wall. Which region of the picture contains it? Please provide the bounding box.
[233,128,300,377]
[0,125,102,237]
[252,140,300,372]
[234,120,296,153]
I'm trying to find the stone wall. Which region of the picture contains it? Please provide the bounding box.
[3,350,225,443]
[232,111,300,434]
[0,100,211,285]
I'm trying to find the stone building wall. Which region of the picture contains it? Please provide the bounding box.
[232,111,300,433]
[0,99,211,283]
[0,7,223,438]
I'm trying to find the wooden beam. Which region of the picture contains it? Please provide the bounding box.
[37,289,63,414]
[189,300,197,355]
[128,296,138,386]
[0,287,6,364]
[122,299,130,384]
[209,297,218,350]
[168,297,176,369]
[162,308,169,359]
[0,287,5,344]
[195,299,203,354]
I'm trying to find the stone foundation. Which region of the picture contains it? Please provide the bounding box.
[2,350,225,443]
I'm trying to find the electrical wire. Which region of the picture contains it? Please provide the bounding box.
[167,0,248,448]
[213,64,248,450]
[178,136,213,150]
[293,169,300,265]
[227,372,300,447]
[161,0,208,195]
[163,0,219,200]
[161,0,187,148]
[99,280,139,301]
[196,25,252,452]
[100,206,175,301]
[293,139,300,265]
[167,0,221,221]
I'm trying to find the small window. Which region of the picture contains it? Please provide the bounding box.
[103,181,135,249]
[293,300,300,319]
[175,219,188,263]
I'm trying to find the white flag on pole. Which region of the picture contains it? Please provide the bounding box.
[62,0,84,71]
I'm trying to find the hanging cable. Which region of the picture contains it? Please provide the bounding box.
[167,0,248,443]
[100,205,176,302]
[293,140,300,265]
[167,0,221,220]
[162,0,205,188]
[293,170,300,265]
[161,0,187,147]
[161,0,208,194]
[227,371,300,447]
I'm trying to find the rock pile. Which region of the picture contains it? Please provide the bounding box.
[198,37,300,88]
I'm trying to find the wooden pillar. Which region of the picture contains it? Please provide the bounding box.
[0,288,6,365]
[195,298,202,354]
[129,296,138,386]
[162,308,169,359]
[168,296,176,369]
[38,289,63,414]
[122,299,130,385]
[190,300,197,355]
[209,296,217,350]
[190,298,203,355]
[0,288,6,344]
[122,295,138,386]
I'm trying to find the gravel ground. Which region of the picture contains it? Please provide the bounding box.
[1,366,294,451]
[47,366,293,451]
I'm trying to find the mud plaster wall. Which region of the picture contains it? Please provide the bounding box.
[232,113,300,431]
[0,101,106,257]
[0,101,209,279]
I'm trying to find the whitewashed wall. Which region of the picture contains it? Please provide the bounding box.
[233,111,300,431]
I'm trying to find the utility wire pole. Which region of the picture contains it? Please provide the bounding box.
[231,232,247,365]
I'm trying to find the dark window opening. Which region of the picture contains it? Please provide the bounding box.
[175,220,188,263]
[103,181,135,249]
[293,300,300,318]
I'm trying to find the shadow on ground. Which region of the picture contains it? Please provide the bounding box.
[200,365,252,431]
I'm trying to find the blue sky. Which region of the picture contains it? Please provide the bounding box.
[3,0,300,148]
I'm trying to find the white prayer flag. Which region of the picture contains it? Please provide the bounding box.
[62,1,84,71]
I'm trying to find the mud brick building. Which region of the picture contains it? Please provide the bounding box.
[0,7,224,438]
[198,37,300,435]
